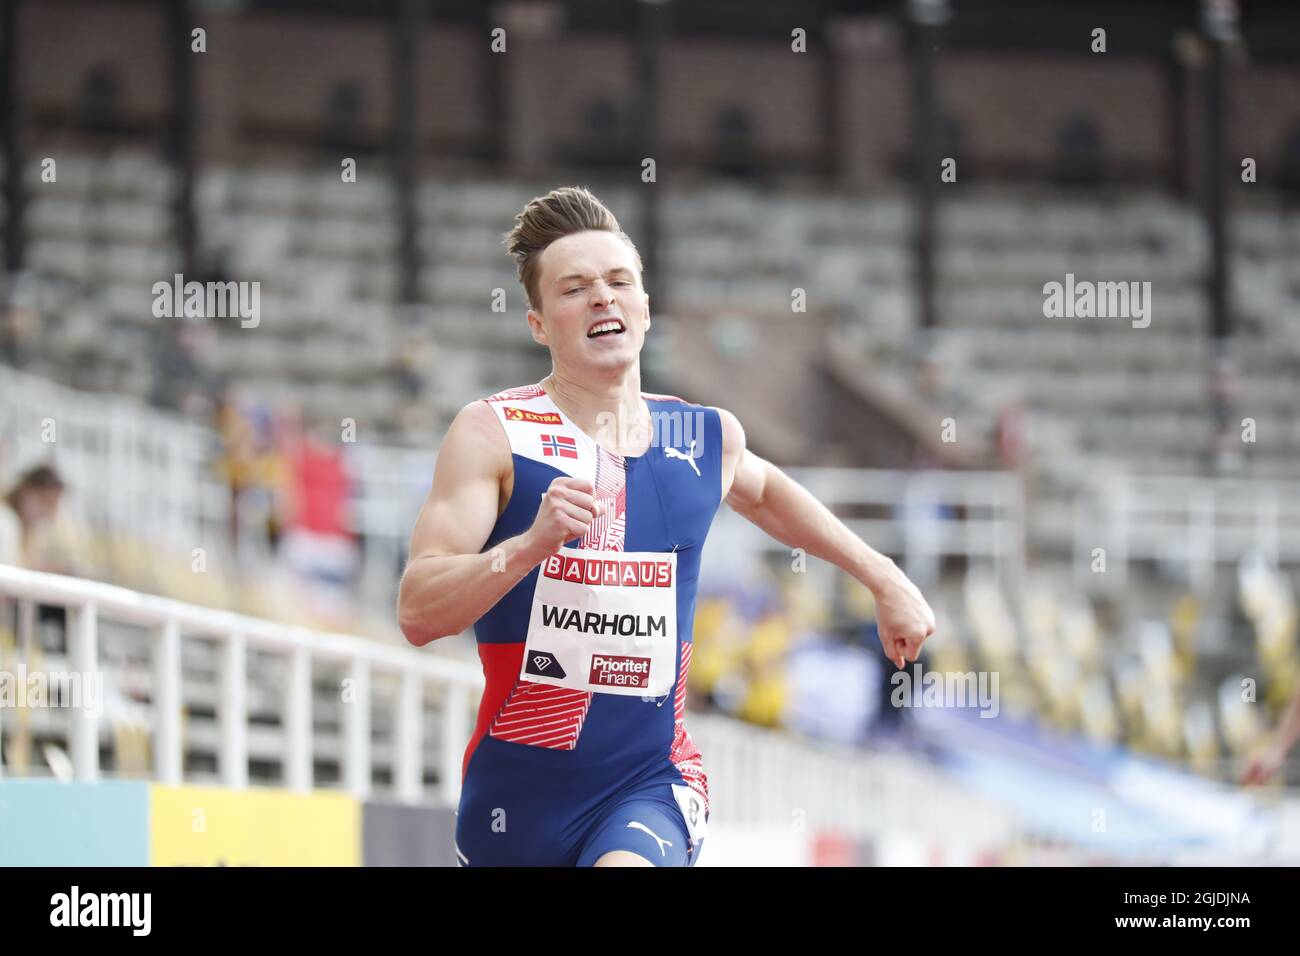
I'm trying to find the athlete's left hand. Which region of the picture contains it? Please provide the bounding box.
[872,563,936,669]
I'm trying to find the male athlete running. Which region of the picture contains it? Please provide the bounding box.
[397,186,935,867]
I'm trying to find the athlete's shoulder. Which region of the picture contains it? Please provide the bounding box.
[639,388,687,403]
[483,382,547,404]
[640,389,715,412]
[442,399,510,463]
[711,407,746,459]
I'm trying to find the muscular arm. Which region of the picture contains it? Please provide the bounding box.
[397,401,598,646]
[716,407,935,668]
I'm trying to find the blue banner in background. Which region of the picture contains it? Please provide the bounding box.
[0,780,150,866]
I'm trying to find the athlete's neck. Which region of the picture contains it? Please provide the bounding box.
[542,368,651,455]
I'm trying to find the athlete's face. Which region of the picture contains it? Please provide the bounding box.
[527,230,650,377]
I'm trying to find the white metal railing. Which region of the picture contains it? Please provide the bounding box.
[1076,474,1300,592]
[0,364,228,546]
[0,563,482,805]
[0,564,1025,839]
[781,467,1025,593]
[686,711,1021,842]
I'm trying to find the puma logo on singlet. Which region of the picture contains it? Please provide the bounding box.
[626,820,673,856]
[664,440,700,477]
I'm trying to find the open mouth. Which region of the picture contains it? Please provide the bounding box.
[587,319,626,339]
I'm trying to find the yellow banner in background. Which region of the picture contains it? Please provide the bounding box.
[150,785,361,866]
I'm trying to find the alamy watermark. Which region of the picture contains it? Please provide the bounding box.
[50,886,151,936]
[1042,273,1151,329]
[151,273,260,328]
[0,663,104,719]
[593,404,707,459]
[889,662,1000,718]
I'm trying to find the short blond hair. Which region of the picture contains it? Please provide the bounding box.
[503,185,643,311]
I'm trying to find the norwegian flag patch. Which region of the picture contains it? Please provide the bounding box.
[540,434,578,459]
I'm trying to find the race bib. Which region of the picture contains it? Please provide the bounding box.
[522,548,678,697]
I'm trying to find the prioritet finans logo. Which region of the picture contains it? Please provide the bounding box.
[589,654,651,688]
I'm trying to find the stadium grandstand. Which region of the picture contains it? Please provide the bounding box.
[1,0,1299,867]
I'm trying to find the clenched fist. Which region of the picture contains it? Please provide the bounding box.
[524,476,604,554]
[873,562,936,669]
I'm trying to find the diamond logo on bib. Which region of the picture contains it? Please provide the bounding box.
[524,651,566,679]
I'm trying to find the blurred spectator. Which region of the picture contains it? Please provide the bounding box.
[277,414,359,626]
[0,476,19,565]
[151,320,221,418]
[2,464,91,654]
[737,612,790,726]
[785,635,879,745]
[1,272,41,369]
[996,402,1026,472]
[216,391,287,556]
[4,465,76,572]
[0,439,16,565]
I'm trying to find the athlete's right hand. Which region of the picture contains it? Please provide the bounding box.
[524,477,604,554]
[1241,735,1288,786]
